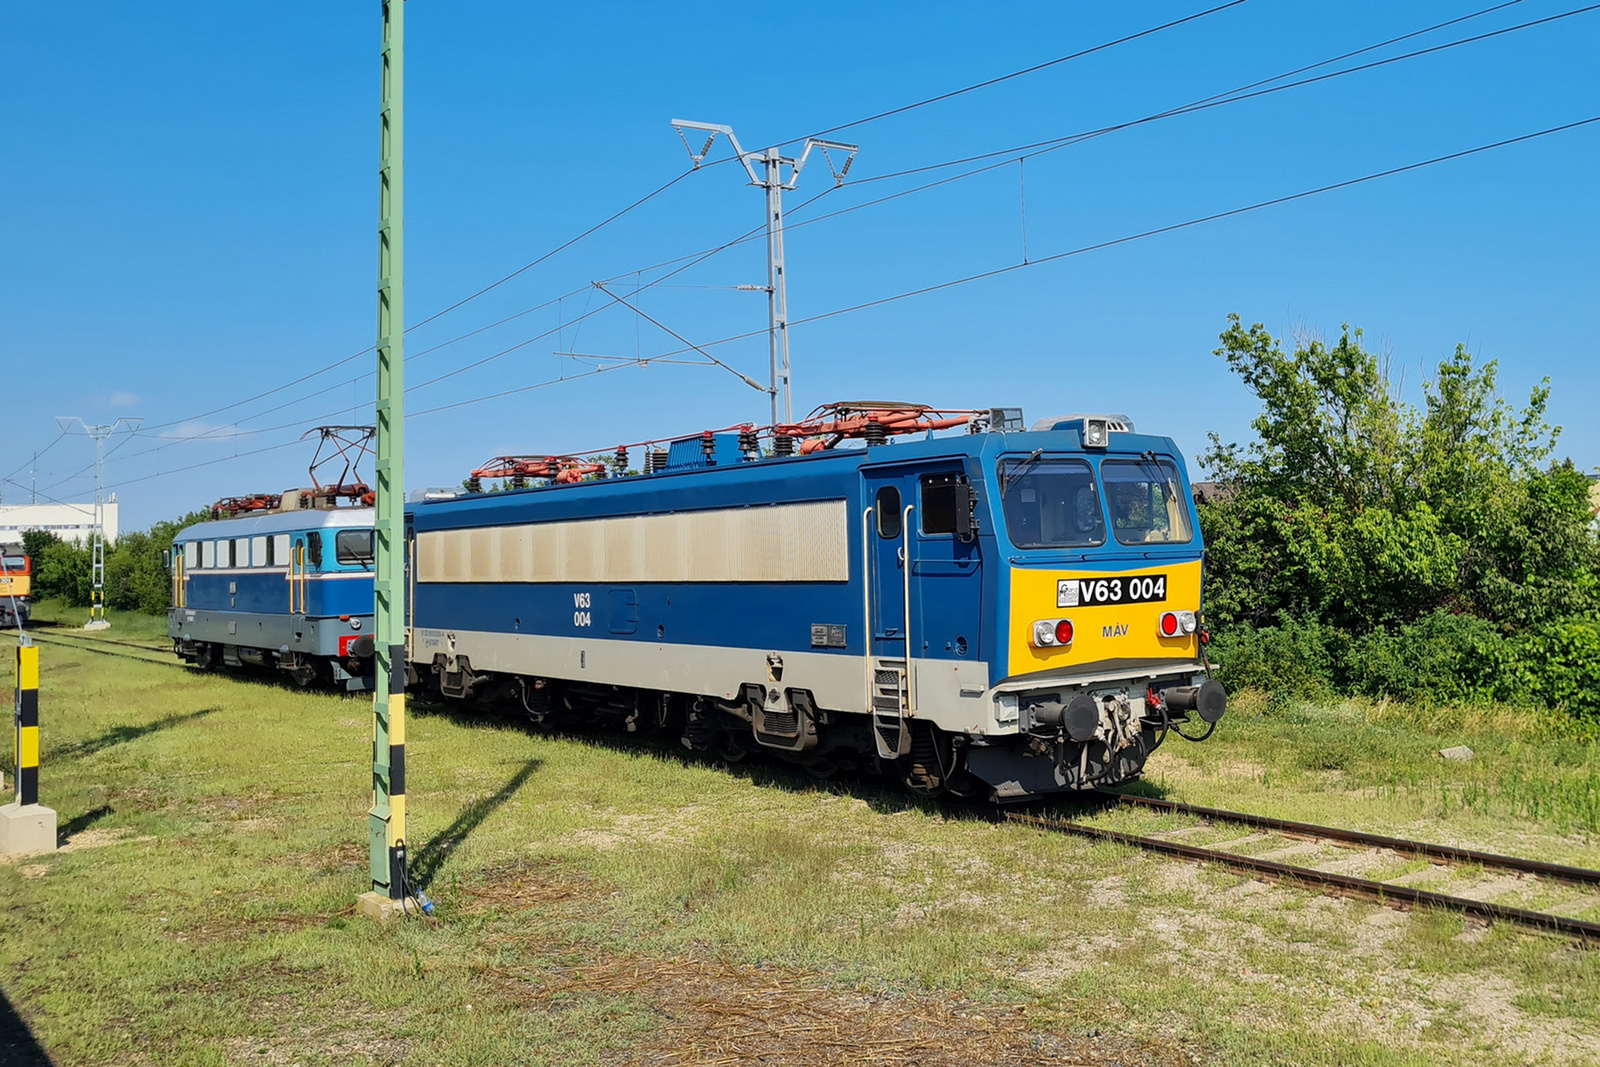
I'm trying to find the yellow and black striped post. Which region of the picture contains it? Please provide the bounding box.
[14,641,38,806]
[362,647,410,916]
[1,636,55,855]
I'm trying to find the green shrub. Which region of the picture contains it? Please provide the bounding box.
[18,509,208,614]
[1343,612,1514,706]
[1208,618,1338,696]
[1197,314,1599,717]
[1509,617,1600,716]
[33,538,92,607]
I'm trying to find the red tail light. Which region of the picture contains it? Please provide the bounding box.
[1031,618,1075,647]
[1160,612,1179,637]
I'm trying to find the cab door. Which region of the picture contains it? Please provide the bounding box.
[864,476,910,650]
[909,468,983,663]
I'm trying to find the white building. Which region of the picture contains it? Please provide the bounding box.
[0,498,119,546]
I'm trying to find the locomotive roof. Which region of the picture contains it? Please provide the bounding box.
[408,426,1190,524]
[177,506,374,541]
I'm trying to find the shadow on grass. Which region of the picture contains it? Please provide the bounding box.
[52,707,219,759]
[410,698,985,821]
[410,758,542,890]
[0,983,52,1066]
[56,805,113,845]
[406,695,1184,830]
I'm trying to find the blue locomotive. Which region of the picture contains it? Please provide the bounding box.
[405,404,1226,800]
[169,497,377,690]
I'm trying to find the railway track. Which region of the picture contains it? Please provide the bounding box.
[7,630,184,670]
[1007,795,1600,942]
[26,620,174,654]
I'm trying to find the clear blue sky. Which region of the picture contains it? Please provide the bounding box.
[5,0,1596,528]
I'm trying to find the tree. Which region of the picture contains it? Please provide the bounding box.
[1199,314,1597,634]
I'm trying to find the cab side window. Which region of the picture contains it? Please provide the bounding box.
[876,486,902,539]
[920,474,960,535]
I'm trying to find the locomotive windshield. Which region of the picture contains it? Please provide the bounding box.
[1102,457,1193,545]
[997,457,1105,548]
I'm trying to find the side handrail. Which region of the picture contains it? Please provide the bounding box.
[861,506,874,714]
[901,503,915,713]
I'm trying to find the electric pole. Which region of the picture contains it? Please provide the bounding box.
[54,417,141,631]
[670,121,857,427]
[360,0,414,921]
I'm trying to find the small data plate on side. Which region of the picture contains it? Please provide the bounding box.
[811,624,848,649]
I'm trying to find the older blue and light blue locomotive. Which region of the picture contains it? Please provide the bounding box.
[404,405,1226,800]
[170,501,377,689]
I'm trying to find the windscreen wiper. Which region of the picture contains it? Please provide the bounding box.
[1000,449,1045,499]
[1138,450,1180,504]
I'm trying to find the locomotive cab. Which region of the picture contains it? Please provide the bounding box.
[963,418,1225,798]
[0,550,32,628]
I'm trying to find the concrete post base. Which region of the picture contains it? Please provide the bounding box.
[356,890,416,924]
[0,802,58,855]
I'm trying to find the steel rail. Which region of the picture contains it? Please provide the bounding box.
[16,632,187,669]
[27,620,173,653]
[1096,790,1600,888]
[1007,812,1600,943]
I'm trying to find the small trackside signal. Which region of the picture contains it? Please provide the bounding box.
[1159,610,1197,637]
[1031,618,1075,648]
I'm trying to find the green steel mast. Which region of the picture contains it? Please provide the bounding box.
[368,0,409,903]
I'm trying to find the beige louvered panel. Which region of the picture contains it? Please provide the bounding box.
[793,499,849,580]
[527,522,557,582]
[500,525,532,583]
[601,516,644,581]
[416,530,443,582]
[684,509,724,581]
[463,528,490,582]
[417,499,849,583]
[745,506,785,581]
[642,513,687,582]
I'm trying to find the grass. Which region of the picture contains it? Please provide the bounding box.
[1,602,1598,1065]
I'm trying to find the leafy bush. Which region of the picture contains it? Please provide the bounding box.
[1509,617,1600,716]
[1198,315,1600,715]
[1343,612,1513,706]
[18,509,208,613]
[1208,617,1338,696]
[31,536,92,606]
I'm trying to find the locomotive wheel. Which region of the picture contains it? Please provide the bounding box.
[800,759,837,781]
[901,725,954,798]
[290,659,327,688]
[713,732,749,763]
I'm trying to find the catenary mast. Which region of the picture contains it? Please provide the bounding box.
[365,0,410,911]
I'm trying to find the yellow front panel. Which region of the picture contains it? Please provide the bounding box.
[1008,560,1202,679]
[0,575,27,599]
